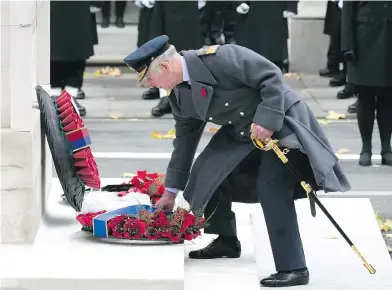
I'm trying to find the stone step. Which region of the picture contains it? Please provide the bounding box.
[1,179,184,290]
[250,198,392,289]
[0,180,259,290]
[184,203,260,290]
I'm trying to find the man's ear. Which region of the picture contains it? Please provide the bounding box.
[160,61,170,72]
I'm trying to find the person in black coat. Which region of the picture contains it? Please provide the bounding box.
[235,1,298,73]
[200,1,237,46]
[319,1,354,100]
[146,0,203,117]
[342,1,392,166]
[50,0,96,116]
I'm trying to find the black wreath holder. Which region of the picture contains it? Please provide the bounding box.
[36,85,101,212]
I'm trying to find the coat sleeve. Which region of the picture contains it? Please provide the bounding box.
[214,45,287,132]
[341,0,357,52]
[164,98,206,190]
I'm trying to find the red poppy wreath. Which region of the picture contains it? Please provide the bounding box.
[36,85,204,243]
[76,170,206,243]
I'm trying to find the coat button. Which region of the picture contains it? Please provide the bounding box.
[225,102,229,106]
[228,121,232,124]
[240,132,244,135]
[240,112,244,116]
[209,117,213,120]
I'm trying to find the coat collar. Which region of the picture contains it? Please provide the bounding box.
[179,50,217,120]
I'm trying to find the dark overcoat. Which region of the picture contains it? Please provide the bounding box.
[90,1,103,46]
[165,44,351,214]
[235,1,298,62]
[324,1,341,36]
[137,7,155,47]
[149,1,202,51]
[50,1,94,61]
[342,1,392,87]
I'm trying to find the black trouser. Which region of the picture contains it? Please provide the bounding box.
[327,13,344,72]
[102,1,126,18]
[204,149,308,271]
[200,1,237,43]
[50,60,86,88]
[356,88,392,154]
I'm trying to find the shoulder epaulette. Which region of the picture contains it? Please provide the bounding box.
[197,45,220,56]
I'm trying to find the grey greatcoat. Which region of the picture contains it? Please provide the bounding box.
[342,1,392,88]
[165,44,351,215]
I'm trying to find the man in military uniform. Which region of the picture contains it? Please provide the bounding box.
[124,35,350,287]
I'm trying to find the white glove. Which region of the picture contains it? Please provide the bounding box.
[283,10,295,18]
[236,3,250,15]
[141,0,154,8]
[198,0,206,10]
[134,0,143,8]
[90,6,100,13]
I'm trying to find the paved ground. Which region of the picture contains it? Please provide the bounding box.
[55,67,392,259]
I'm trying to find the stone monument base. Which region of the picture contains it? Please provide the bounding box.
[1,109,52,244]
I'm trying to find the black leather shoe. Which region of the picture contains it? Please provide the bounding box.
[203,37,213,46]
[347,100,357,114]
[260,269,309,287]
[381,152,392,166]
[359,151,372,166]
[319,67,339,77]
[329,73,346,87]
[224,37,237,44]
[115,16,125,28]
[189,238,241,259]
[213,36,224,45]
[75,88,85,100]
[101,17,109,28]
[141,88,159,100]
[151,96,172,117]
[337,87,353,99]
[73,97,86,117]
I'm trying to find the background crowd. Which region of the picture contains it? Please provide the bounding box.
[49,0,392,166]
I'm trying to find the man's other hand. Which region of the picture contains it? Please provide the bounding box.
[154,191,176,211]
[250,123,274,141]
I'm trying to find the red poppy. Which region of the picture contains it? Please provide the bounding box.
[200,88,207,97]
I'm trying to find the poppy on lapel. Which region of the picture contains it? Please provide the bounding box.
[200,88,207,97]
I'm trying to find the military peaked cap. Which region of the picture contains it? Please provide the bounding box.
[124,35,170,82]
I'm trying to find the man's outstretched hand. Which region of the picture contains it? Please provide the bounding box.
[154,191,176,211]
[250,123,274,142]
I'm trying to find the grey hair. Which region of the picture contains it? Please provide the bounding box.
[148,45,178,73]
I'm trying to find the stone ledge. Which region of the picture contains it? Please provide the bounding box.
[250,198,392,288]
[1,109,48,244]
[184,203,260,290]
[0,179,184,290]
[1,109,42,189]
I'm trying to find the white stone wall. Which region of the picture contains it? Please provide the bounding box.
[288,0,330,73]
[0,0,52,244]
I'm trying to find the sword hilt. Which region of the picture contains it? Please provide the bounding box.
[252,138,288,163]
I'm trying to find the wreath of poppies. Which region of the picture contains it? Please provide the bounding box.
[76,170,206,242]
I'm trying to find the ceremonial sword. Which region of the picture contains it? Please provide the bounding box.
[252,138,376,275]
